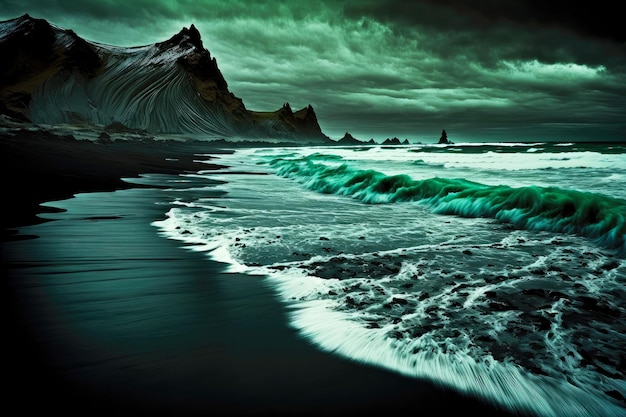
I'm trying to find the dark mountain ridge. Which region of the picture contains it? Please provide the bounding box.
[0,14,332,143]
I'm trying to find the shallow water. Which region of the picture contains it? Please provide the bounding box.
[8,174,494,415]
[155,142,626,417]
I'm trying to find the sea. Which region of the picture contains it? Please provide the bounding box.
[153,141,626,417]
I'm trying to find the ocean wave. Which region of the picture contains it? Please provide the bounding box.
[268,155,626,253]
[405,142,626,155]
[153,148,626,417]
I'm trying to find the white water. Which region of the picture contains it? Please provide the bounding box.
[154,143,626,417]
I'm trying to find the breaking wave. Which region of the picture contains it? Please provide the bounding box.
[268,154,626,254]
[153,145,626,417]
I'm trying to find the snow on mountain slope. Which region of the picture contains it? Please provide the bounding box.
[30,41,240,136]
[0,14,330,142]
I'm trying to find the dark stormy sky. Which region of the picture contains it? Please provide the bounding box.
[2,0,625,142]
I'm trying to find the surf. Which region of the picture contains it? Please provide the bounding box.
[267,154,626,254]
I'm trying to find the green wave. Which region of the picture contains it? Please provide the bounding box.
[269,156,626,253]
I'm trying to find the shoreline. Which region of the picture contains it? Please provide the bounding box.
[1,129,527,416]
[1,129,234,240]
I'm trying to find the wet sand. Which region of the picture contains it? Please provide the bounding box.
[1,130,527,416]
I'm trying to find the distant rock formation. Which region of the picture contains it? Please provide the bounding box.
[249,102,327,141]
[0,14,332,143]
[438,129,454,144]
[337,132,366,145]
[382,137,402,145]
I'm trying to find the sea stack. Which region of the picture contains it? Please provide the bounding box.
[438,129,453,144]
[337,132,365,145]
[382,137,402,145]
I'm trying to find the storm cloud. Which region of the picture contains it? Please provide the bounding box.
[2,0,624,141]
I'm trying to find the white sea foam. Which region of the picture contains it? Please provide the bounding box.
[153,143,626,417]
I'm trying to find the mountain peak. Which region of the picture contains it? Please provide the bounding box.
[158,23,204,51]
[14,13,33,22]
[0,15,331,143]
[0,13,53,43]
[280,102,293,115]
[10,13,37,25]
[188,24,202,46]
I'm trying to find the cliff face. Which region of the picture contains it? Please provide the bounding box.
[250,103,327,140]
[0,14,331,143]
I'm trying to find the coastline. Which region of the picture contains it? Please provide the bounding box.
[0,129,231,240]
[1,130,527,416]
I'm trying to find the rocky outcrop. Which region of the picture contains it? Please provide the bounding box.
[0,14,330,143]
[337,132,366,145]
[249,103,331,142]
[293,105,328,140]
[381,137,402,145]
[438,129,454,144]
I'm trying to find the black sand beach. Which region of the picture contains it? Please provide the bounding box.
[2,131,528,416]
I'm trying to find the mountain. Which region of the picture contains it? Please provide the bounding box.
[0,14,332,143]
